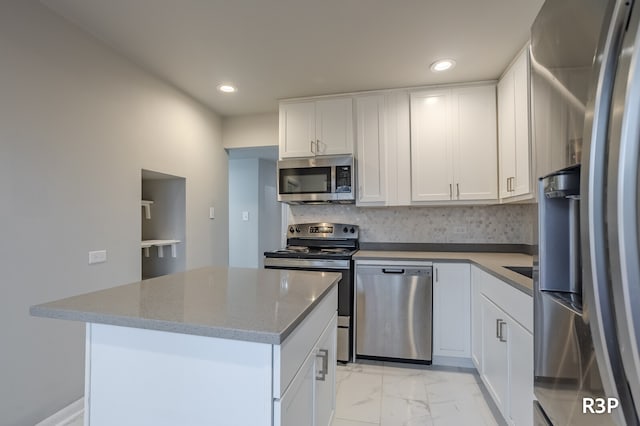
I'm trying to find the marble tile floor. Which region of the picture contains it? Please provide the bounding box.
[331,360,501,426]
[64,360,500,426]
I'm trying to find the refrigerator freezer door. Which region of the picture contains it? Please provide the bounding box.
[580,0,637,424]
[606,2,640,422]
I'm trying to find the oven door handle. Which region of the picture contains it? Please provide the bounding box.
[264,257,349,270]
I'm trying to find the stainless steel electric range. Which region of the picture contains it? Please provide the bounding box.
[264,222,359,363]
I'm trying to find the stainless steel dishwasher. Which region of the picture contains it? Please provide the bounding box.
[355,261,433,363]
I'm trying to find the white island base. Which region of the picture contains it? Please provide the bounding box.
[84,287,337,426]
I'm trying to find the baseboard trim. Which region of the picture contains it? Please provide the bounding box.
[432,355,475,368]
[35,398,84,426]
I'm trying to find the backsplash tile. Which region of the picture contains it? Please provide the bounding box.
[288,204,536,245]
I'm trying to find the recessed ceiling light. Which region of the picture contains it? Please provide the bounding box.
[217,84,237,93]
[430,59,456,72]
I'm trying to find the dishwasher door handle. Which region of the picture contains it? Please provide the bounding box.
[382,268,405,274]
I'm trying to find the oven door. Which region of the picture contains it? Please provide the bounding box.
[264,257,353,362]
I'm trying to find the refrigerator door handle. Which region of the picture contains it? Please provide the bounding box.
[581,1,634,424]
[612,4,640,419]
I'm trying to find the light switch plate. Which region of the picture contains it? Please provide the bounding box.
[89,250,107,264]
[242,211,249,221]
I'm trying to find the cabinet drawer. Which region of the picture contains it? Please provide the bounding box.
[274,348,316,426]
[473,266,533,333]
[273,286,337,398]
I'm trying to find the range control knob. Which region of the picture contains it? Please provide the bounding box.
[295,226,301,233]
[343,227,349,233]
[350,227,355,234]
[289,227,294,234]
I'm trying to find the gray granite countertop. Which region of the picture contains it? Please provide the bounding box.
[30,267,340,344]
[353,251,533,296]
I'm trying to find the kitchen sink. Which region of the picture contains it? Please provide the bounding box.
[503,266,533,279]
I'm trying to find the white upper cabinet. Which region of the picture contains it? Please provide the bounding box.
[355,91,412,207]
[279,98,354,158]
[410,85,498,202]
[355,94,386,205]
[498,47,532,200]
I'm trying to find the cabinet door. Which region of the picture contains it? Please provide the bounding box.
[355,94,386,205]
[470,267,483,371]
[432,263,471,358]
[314,315,337,426]
[385,91,412,206]
[498,70,517,198]
[508,319,534,426]
[481,295,509,414]
[410,89,454,201]
[315,98,354,156]
[512,50,531,197]
[453,85,498,201]
[280,101,316,158]
[275,349,315,426]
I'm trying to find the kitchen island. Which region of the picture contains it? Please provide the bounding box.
[31,267,340,426]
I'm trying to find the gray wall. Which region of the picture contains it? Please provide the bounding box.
[0,1,228,424]
[141,174,187,279]
[228,157,281,267]
[229,159,260,267]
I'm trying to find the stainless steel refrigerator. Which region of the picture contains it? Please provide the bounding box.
[532,0,640,424]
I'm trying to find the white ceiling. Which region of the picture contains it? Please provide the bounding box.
[41,0,544,117]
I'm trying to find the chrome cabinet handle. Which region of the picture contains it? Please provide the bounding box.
[496,318,501,339]
[316,139,322,154]
[435,267,438,282]
[507,177,511,192]
[310,140,316,154]
[316,349,329,381]
[456,183,460,199]
[449,184,453,200]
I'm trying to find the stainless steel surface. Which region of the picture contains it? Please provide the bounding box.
[534,401,553,425]
[530,0,605,177]
[264,257,349,270]
[277,155,355,204]
[264,222,358,363]
[581,1,635,423]
[538,167,582,295]
[542,172,580,198]
[337,325,349,363]
[535,0,640,423]
[285,222,359,240]
[355,265,433,362]
[605,2,640,420]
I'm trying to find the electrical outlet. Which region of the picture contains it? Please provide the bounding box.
[89,250,107,264]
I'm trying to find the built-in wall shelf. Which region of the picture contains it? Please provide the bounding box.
[141,200,154,219]
[141,240,181,258]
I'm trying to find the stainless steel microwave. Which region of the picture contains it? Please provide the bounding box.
[277,156,355,204]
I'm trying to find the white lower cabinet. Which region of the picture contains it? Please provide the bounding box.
[508,316,534,426]
[432,263,471,361]
[314,316,337,426]
[473,266,533,426]
[86,287,338,426]
[275,351,315,426]
[480,294,509,410]
[470,267,483,371]
[276,314,337,426]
